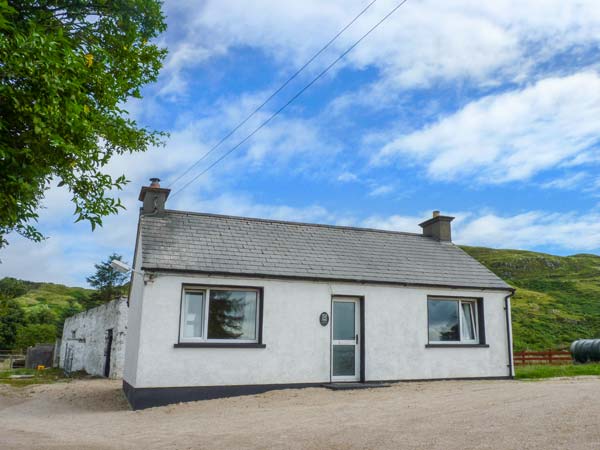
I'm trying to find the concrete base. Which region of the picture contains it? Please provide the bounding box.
[322,382,390,391]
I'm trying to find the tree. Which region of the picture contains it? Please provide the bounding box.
[56,299,81,337]
[86,253,128,308]
[14,323,56,350]
[207,292,246,339]
[0,298,26,349]
[0,1,167,247]
[0,277,28,299]
[27,304,57,325]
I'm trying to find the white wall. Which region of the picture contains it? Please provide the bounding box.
[124,273,512,388]
[59,298,128,378]
[123,227,144,385]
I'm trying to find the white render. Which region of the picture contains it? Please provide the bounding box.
[124,271,513,389]
[60,298,128,379]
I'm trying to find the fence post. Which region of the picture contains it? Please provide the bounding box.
[548,349,553,364]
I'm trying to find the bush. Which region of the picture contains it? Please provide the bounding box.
[14,324,57,350]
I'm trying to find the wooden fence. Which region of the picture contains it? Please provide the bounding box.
[513,349,572,365]
[0,351,26,370]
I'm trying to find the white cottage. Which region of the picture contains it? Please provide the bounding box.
[123,179,514,409]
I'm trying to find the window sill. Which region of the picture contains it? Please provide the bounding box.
[426,344,489,348]
[174,343,266,348]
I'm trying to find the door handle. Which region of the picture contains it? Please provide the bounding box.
[355,334,359,344]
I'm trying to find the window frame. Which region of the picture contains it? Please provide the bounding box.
[179,289,207,343]
[177,284,264,347]
[427,296,480,345]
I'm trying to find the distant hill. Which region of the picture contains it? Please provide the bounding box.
[9,280,93,312]
[462,246,600,351]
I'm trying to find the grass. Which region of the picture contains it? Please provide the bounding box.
[0,368,71,387]
[515,364,600,379]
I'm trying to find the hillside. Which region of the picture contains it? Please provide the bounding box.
[13,281,93,311]
[1,279,93,315]
[461,246,600,351]
[0,278,96,348]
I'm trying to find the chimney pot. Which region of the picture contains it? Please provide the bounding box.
[419,210,454,242]
[138,177,170,214]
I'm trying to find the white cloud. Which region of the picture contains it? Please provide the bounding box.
[541,172,588,190]
[454,211,600,251]
[362,209,600,252]
[158,0,600,97]
[368,184,394,197]
[185,193,335,224]
[361,213,423,233]
[337,171,358,182]
[374,72,600,183]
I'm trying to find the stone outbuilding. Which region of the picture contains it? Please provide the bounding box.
[59,297,128,379]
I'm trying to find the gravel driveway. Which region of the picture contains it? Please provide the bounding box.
[1,377,599,449]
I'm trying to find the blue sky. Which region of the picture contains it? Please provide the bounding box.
[3,0,600,286]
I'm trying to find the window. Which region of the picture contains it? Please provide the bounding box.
[428,298,479,344]
[180,287,260,343]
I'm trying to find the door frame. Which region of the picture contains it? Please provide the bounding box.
[104,328,113,378]
[330,296,365,383]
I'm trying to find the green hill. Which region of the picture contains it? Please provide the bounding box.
[461,246,600,351]
[0,278,93,316]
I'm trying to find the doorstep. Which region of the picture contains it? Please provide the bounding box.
[322,382,390,391]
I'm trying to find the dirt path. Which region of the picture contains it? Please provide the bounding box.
[1,377,600,449]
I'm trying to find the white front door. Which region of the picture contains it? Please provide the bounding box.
[331,297,361,382]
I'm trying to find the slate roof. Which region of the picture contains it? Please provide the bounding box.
[139,210,512,290]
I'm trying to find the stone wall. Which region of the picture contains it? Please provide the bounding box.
[59,298,128,379]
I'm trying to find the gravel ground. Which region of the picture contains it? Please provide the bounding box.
[1,377,600,450]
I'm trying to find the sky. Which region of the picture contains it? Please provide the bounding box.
[3,0,600,286]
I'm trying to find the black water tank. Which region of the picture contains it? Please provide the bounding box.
[570,339,600,363]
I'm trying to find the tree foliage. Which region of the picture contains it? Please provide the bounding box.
[0,0,167,247]
[0,277,28,299]
[0,298,26,349]
[86,253,128,307]
[15,323,56,349]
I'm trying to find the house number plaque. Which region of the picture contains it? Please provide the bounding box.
[319,312,329,326]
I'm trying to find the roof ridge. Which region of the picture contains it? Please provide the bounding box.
[155,209,427,238]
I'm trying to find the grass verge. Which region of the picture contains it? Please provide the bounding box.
[0,368,71,387]
[515,363,600,379]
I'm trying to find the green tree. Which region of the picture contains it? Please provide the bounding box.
[85,253,128,308]
[56,299,81,337]
[0,1,167,247]
[0,277,28,299]
[0,298,26,349]
[14,323,56,350]
[207,292,245,339]
[27,304,57,325]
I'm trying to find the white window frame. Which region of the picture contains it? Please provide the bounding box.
[428,297,479,345]
[179,287,260,344]
[180,289,206,343]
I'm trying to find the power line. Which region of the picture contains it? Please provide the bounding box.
[167,0,379,188]
[170,0,409,199]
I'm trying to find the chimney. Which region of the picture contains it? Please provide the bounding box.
[419,210,454,242]
[138,178,171,214]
